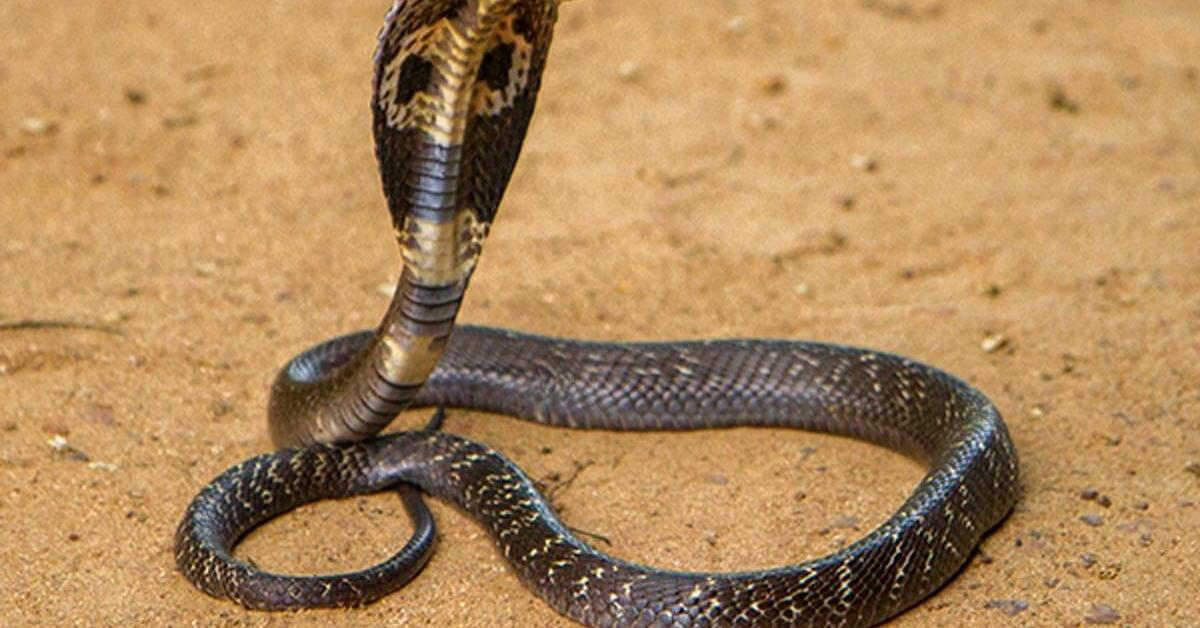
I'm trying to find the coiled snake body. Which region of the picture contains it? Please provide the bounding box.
[175,2,1019,626]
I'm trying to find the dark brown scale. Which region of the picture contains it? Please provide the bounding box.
[176,1,1019,626]
[477,42,516,90]
[395,54,434,105]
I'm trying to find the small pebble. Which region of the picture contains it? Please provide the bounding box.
[616,60,641,82]
[981,334,1009,353]
[1132,500,1149,511]
[124,88,147,105]
[20,117,57,135]
[1084,603,1120,625]
[984,599,1029,616]
[1096,495,1111,508]
[47,435,90,462]
[1080,514,1104,527]
[849,154,877,172]
[1079,552,1097,568]
[1079,488,1100,500]
[725,16,748,34]
[67,533,81,542]
[706,474,729,486]
[757,74,787,96]
[1048,86,1081,113]
[1185,461,1200,478]
[210,399,234,417]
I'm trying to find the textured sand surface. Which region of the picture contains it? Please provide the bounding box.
[2,1,1198,626]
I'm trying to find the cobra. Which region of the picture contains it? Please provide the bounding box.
[174,1,1020,626]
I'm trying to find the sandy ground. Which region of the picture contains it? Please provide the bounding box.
[2,1,1198,626]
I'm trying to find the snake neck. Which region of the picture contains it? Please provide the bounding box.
[269,0,560,447]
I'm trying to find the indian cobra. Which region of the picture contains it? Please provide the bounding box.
[174,1,1020,626]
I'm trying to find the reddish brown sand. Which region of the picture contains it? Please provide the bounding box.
[2,1,1198,626]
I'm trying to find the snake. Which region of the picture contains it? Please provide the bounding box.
[174,1,1020,626]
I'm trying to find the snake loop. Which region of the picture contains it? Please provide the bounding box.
[176,2,1019,626]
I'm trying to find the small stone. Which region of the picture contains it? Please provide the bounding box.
[1080,514,1104,527]
[981,334,1009,353]
[1,422,16,433]
[980,282,1003,298]
[67,533,81,542]
[210,399,234,418]
[101,311,129,325]
[725,16,748,34]
[1096,495,1112,508]
[984,599,1029,616]
[124,88,147,105]
[850,154,877,172]
[793,283,812,298]
[832,515,859,529]
[1185,461,1200,478]
[1048,86,1080,113]
[1132,500,1150,511]
[1079,552,1098,568]
[706,474,729,486]
[616,60,641,82]
[1084,603,1120,624]
[757,74,787,96]
[20,117,57,136]
[834,194,856,211]
[47,435,90,462]
[1079,488,1100,500]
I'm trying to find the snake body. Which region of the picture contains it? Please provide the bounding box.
[175,1,1020,626]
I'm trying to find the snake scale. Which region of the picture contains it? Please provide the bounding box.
[174,1,1020,626]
